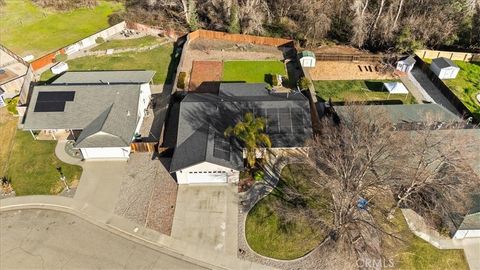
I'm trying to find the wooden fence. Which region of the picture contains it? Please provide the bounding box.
[416,49,480,62]
[130,142,158,152]
[414,55,478,123]
[315,53,395,62]
[189,29,294,47]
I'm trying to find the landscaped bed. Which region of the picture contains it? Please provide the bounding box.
[41,42,176,84]
[245,163,468,268]
[313,80,416,104]
[0,0,124,57]
[6,131,83,195]
[223,60,286,83]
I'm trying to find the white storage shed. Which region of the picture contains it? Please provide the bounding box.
[299,51,316,68]
[383,82,409,94]
[430,57,460,79]
[396,56,416,72]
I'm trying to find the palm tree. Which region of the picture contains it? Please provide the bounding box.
[224,112,272,168]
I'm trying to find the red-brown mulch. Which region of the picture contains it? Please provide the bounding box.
[188,60,223,93]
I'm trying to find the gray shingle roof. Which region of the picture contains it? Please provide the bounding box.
[52,70,155,85]
[170,83,313,172]
[399,55,416,65]
[432,57,459,69]
[458,212,480,230]
[23,84,141,148]
[334,104,461,124]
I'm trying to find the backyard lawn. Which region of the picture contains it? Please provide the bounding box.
[0,0,124,57]
[223,61,286,83]
[41,42,176,84]
[245,163,468,268]
[0,108,17,180]
[92,36,161,51]
[442,61,480,119]
[313,80,416,104]
[6,131,83,195]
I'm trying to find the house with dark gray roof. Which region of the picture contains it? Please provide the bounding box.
[22,70,155,160]
[170,83,313,184]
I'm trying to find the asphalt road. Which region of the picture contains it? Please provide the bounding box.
[0,209,206,270]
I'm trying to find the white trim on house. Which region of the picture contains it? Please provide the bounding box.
[80,147,131,160]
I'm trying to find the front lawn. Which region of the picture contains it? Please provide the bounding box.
[313,80,416,104]
[442,61,480,119]
[6,131,83,195]
[0,0,124,57]
[41,42,176,84]
[245,164,329,260]
[246,163,468,268]
[92,36,161,51]
[223,60,286,83]
[0,108,17,178]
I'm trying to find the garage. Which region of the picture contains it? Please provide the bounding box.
[80,147,130,160]
[186,171,227,184]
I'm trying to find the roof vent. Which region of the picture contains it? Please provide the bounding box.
[127,110,131,117]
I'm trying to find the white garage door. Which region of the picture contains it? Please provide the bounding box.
[186,172,227,184]
[81,147,130,160]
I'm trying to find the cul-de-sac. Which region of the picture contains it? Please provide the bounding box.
[1,1,480,269]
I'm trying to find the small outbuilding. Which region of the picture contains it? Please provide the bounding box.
[51,62,69,75]
[299,51,316,68]
[383,82,409,94]
[430,57,460,79]
[396,56,416,72]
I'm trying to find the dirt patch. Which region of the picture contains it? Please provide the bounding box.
[308,61,396,81]
[190,38,283,54]
[314,45,369,55]
[189,61,223,93]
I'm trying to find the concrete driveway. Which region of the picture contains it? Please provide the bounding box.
[171,184,238,256]
[0,209,205,269]
[73,161,127,213]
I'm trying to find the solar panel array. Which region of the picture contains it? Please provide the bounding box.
[254,107,305,135]
[213,133,231,161]
[34,91,75,112]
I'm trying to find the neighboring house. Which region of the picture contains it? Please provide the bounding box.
[170,83,313,184]
[0,44,29,101]
[22,70,155,160]
[396,55,416,73]
[430,57,460,79]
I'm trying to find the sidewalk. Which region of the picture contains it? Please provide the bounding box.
[402,209,480,270]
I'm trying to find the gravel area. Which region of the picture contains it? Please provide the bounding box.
[114,153,177,235]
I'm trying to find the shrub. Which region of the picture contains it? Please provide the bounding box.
[177,72,187,89]
[108,12,125,26]
[95,36,105,44]
[6,97,18,115]
[269,74,279,86]
[299,77,311,90]
[253,171,265,181]
[54,53,67,62]
[227,4,240,34]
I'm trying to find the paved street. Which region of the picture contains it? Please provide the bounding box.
[0,209,205,270]
[171,184,238,256]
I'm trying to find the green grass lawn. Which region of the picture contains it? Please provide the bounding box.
[6,131,83,195]
[386,211,468,270]
[222,60,286,83]
[92,36,161,51]
[41,42,176,84]
[313,80,416,104]
[245,164,329,260]
[0,0,124,56]
[442,61,480,119]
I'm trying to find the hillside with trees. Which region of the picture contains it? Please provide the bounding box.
[117,0,480,52]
